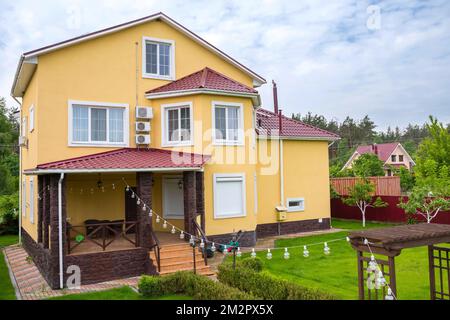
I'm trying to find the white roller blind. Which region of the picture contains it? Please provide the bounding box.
[214,174,246,218]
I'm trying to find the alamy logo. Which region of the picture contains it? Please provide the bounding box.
[66,265,81,289]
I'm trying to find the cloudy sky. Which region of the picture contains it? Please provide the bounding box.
[1,0,449,130]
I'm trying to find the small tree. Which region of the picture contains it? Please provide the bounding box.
[352,153,385,177]
[398,184,450,224]
[341,180,388,227]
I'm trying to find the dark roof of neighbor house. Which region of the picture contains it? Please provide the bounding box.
[27,148,210,172]
[356,142,400,163]
[255,108,339,140]
[145,67,258,95]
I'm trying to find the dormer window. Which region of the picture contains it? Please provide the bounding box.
[142,37,175,80]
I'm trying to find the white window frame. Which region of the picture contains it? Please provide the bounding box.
[22,180,26,217]
[68,100,129,147]
[161,102,194,147]
[287,197,305,212]
[142,36,175,80]
[29,178,34,224]
[213,173,246,219]
[212,101,244,146]
[29,105,34,132]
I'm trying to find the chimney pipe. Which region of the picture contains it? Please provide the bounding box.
[272,80,279,114]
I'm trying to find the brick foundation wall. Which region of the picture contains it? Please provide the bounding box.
[65,248,156,286]
[256,218,331,238]
[21,228,59,289]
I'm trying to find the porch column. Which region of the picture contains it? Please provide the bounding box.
[195,172,205,232]
[136,172,153,248]
[48,174,67,289]
[42,175,50,249]
[183,171,196,236]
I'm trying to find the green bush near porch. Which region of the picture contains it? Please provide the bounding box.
[218,263,335,300]
[139,271,255,300]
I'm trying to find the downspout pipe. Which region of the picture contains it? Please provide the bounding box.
[12,95,22,244]
[58,173,65,289]
[279,110,284,207]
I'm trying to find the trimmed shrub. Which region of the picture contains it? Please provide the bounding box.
[240,257,263,272]
[139,271,255,300]
[218,264,335,300]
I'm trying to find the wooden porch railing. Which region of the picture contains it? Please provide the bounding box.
[150,230,161,273]
[67,221,138,254]
[192,218,208,266]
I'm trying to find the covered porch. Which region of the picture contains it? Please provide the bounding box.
[25,148,210,288]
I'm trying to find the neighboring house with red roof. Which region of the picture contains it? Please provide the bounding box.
[342,142,415,176]
[12,12,338,289]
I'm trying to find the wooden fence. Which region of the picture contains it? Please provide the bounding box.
[330,176,401,196]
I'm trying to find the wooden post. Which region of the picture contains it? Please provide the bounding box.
[388,256,397,299]
[357,250,365,300]
[192,245,197,275]
[428,245,436,300]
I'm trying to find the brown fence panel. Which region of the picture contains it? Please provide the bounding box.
[331,176,401,196]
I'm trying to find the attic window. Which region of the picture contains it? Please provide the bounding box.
[142,37,175,80]
[391,155,397,162]
[399,155,404,162]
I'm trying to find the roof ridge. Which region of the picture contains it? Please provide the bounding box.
[145,69,204,93]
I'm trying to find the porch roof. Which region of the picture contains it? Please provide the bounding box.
[24,148,210,174]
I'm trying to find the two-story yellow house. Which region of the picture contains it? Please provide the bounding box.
[12,12,339,289]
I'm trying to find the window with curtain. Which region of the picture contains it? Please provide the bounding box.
[144,39,173,79]
[164,104,192,145]
[213,103,243,144]
[71,104,126,145]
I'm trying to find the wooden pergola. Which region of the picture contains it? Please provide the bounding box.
[349,223,450,300]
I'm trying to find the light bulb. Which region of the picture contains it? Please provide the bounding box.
[101,186,105,193]
[250,248,257,259]
[385,288,394,300]
[236,247,242,258]
[211,242,216,252]
[346,237,350,242]
[156,216,160,223]
[189,235,195,246]
[126,186,130,192]
[112,184,115,190]
[324,242,330,255]
[131,193,135,199]
[171,226,176,234]
[303,246,309,258]
[266,249,272,260]
[223,245,228,256]
[367,255,377,272]
[363,239,369,245]
[149,209,153,217]
[180,231,185,240]
[200,239,205,248]
[142,204,146,211]
[284,248,290,260]
[137,199,141,205]
[162,221,167,229]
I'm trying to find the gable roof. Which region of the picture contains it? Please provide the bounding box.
[11,12,266,97]
[356,142,400,163]
[255,108,339,140]
[24,148,210,174]
[146,67,258,95]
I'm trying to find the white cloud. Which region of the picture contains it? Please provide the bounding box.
[1,0,450,129]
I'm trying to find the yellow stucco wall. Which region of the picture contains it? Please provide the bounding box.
[256,139,331,225]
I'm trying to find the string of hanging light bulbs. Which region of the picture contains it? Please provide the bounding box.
[120,178,353,259]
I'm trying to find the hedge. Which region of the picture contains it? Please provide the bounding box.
[218,264,335,300]
[138,271,255,300]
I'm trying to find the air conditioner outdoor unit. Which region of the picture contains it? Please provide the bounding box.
[136,106,153,119]
[135,122,151,132]
[136,134,151,145]
[18,136,28,147]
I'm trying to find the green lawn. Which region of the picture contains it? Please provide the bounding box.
[241,219,441,300]
[0,234,19,300]
[48,286,192,300]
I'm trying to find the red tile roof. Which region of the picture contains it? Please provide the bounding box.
[146,67,258,95]
[255,108,339,140]
[28,148,210,172]
[356,142,399,162]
